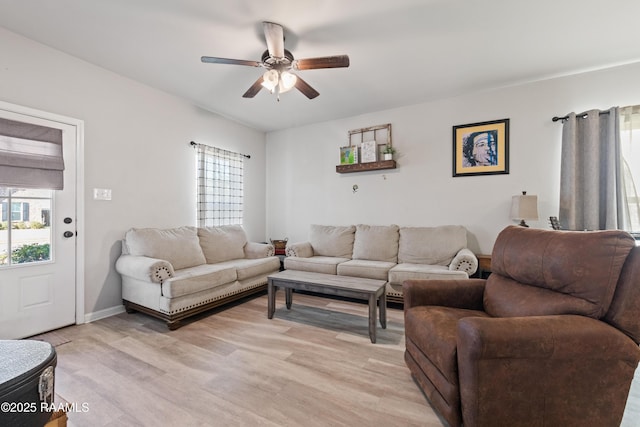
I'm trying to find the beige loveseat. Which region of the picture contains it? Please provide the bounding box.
[115,225,280,329]
[284,224,477,303]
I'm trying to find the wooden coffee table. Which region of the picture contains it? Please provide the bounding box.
[267,270,387,343]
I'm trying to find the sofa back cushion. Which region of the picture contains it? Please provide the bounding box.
[398,225,467,265]
[352,224,399,262]
[125,226,206,270]
[485,226,635,319]
[309,224,355,258]
[198,225,248,263]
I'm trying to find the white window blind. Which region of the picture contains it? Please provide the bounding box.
[196,144,244,227]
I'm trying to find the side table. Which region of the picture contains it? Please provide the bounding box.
[477,254,492,279]
[275,248,286,271]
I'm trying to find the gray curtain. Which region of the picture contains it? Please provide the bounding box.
[559,107,627,230]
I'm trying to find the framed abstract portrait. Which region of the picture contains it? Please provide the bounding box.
[452,118,509,177]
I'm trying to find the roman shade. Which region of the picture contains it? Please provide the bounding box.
[0,117,64,190]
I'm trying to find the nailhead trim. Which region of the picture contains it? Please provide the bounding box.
[159,281,266,315]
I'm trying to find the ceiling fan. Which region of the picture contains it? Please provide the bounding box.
[201,21,350,100]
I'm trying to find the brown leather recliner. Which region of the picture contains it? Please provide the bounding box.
[403,225,640,427]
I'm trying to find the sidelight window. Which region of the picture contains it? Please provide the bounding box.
[0,188,52,266]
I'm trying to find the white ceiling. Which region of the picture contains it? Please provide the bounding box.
[1,0,640,132]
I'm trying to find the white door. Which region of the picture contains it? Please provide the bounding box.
[0,107,78,339]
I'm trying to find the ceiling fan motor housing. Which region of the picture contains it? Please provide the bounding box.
[261,49,294,70]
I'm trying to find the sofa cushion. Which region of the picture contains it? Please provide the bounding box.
[284,256,350,275]
[125,226,206,270]
[352,224,399,262]
[486,226,635,319]
[398,226,467,265]
[309,224,356,258]
[389,263,469,285]
[161,264,237,298]
[217,257,280,281]
[198,225,248,263]
[337,259,395,281]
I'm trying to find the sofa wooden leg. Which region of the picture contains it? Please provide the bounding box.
[124,302,137,314]
[167,320,182,330]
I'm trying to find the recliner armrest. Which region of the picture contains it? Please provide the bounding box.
[285,241,313,258]
[115,254,174,283]
[403,279,486,310]
[449,248,478,275]
[458,315,640,361]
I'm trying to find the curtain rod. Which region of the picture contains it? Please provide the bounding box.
[552,110,610,122]
[189,141,251,159]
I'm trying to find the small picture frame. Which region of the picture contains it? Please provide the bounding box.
[340,146,358,165]
[452,118,509,177]
[360,140,377,163]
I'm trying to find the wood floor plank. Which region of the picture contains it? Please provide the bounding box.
[31,291,640,426]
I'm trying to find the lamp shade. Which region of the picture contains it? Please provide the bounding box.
[261,70,279,92]
[510,191,538,227]
[279,71,297,93]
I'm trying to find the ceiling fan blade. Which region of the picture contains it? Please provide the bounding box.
[263,21,285,59]
[242,77,264,98]
[201,56,262,67]
[293,55,350,70]
[294,75,320,99]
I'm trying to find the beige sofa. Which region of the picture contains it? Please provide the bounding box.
[284,224,477,303]
[115,225,280,329]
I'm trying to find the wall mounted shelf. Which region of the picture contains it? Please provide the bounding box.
[336,160,396,174]
[337,123,395,174]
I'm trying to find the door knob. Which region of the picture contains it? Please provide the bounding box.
[63,231,75,238]
[64,217,73,224]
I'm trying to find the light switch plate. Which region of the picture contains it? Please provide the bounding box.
[93,188,112,200]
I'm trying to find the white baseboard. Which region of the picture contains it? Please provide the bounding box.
[83,304,126,323]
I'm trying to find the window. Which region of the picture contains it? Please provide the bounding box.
[195,144,244,227]
[620,105,640,237]
[0,188,52,265]
[10,202,29,221]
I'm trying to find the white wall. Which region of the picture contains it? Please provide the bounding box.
[3,22,640,318]
[0,27,267,316]
[265,62,640,254]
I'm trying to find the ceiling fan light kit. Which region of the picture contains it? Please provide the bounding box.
[278,71,297,92]
[261,69,297,98]
[261,70,279,91]
[201,21,349,101]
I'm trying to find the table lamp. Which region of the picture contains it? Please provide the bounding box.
[510,191,539,227]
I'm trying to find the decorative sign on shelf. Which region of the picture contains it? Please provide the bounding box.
[339,123,392,164]
[340,146,358,165]
[360,140,378,163]
[336,123,395,174]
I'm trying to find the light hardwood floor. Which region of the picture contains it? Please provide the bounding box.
[35,292,445,427]
[34,291,640,427]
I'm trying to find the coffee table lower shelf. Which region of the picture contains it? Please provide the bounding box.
[267,270,387,343]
